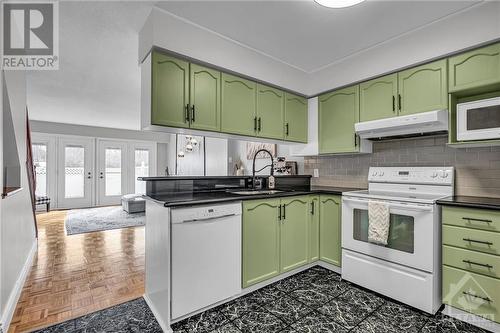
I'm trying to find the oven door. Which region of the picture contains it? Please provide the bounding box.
[457,97,500,141]
[342,196,436,273]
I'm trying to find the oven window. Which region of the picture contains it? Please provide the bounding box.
[353,209,415,253]
[467,105,500,130]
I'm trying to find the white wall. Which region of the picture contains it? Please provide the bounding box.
[205,137,228,176]
[1,71,37,331]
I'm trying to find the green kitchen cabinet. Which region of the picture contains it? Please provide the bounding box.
[449,43,500,94]
[221,73,257,136]
[319,195,342,267]
[319,85,359,154]
[398,59,448,115]
[242,199,281,288]
[256,84,284,140]
[151,52,190,127]
[309,196,320,263]
[280,196,310,273]
[284,93,308,143]
[189,64,221,132]
[360,73,398,122]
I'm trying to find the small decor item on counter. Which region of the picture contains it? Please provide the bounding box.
[233,158,245,176]
[273,158,298,175]
[246,142,276,160]
[268,175,275,189]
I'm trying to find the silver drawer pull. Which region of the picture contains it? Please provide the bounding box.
[462,291,493,303]
[462,260,493,269]
[463,238,494,246]
[462,217,493,223]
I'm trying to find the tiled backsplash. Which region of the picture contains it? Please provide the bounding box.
[304,135,500,198]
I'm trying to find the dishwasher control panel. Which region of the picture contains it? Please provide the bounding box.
[171,202,242,224]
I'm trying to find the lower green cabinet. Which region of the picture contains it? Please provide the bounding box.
[280,196,310,273]
[319,195,342,267]
[242,199,281,288]
[309,196,320,263]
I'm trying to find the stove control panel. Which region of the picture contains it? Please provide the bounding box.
[368,167,454,185]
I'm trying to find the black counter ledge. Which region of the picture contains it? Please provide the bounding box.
[437,196,500,210]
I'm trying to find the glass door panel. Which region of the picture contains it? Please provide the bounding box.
[97,140,127,206]
[353,208,415,253]
[57,137,94,209]
[134,149,149,194]
[32,143,47,197]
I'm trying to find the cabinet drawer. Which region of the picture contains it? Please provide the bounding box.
[443,206,500,233]
[443,245,500,279]
[443,265,500,323]
[443,225,500,255]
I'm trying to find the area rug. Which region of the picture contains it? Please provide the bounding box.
[65,206,145,235]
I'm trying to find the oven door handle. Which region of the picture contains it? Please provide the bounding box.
[342,197,433,212]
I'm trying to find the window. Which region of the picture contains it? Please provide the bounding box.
[32,143,47,196]
[135,149,149,194]
[64,146,85,198]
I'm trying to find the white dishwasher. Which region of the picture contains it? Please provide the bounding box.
[171,202,242,319]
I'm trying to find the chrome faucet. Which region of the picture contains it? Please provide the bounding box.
[252,149,274,189]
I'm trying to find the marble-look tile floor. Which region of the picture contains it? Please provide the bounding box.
[34,266,490,333]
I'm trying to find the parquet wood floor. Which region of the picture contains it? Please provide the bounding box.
[8,210,145,333]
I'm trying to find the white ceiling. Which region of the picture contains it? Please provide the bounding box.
[156,0,480,73]
[27,0,484,130]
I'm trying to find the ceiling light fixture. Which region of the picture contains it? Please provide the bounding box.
[314,0,365,8]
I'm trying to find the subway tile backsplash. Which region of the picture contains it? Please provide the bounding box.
[304,135,500,198]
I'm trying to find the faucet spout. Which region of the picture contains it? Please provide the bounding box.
[252,149,274,189]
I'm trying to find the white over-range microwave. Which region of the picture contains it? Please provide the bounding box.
[457,97,500,141]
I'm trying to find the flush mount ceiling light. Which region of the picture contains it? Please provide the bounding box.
[314,0,365,8]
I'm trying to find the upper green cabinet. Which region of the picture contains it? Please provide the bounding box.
[242,199,281,288]
[319,85,360,154]
[360,73,398,122]
[221,73,257,137]
[280,196,310,273]
[449,43,500,94]
[319,195,341,267]
[309,196,320,263]
[151,52,190,127]
[284,93,308,143]
[398,59,448,115]
[189,64,221,131]
[256,84,284,140]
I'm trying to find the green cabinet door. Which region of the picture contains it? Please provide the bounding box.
[319,195,341,267]
[242,199,281,288]
[360,73,398,122]
[319,85,359,154]
[309,196,320,263]
[449,43,500,93]
[285,93,308,143]
[256,84,285,140]
[280,196,310,273]
[221,73,256,136]
[398,59,447,115]
[189,64,221,132]
[151,52,189,127]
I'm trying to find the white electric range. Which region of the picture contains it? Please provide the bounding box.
[342,166,454,314]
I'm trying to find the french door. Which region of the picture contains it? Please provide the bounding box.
[97,140,128,206]
[57,137,94,209]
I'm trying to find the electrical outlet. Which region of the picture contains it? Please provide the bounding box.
[313,169,319,177]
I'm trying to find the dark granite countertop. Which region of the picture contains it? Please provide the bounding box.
[145,186,363,207]
[437,196,500,210]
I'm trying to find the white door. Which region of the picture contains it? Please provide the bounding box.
[342,196,436,272]
[97,140,128,206]
[129,142,157,195]
[57,137,94,209]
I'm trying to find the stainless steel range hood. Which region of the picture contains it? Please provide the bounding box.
[355,109,448,140]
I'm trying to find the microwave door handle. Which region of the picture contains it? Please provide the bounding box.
[342,197,432,212]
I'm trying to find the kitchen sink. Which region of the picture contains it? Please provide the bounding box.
[229,190,284,195]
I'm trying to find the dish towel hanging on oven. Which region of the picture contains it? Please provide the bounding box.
[368,200,390,245]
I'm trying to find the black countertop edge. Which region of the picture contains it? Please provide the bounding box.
[139,175,312,181]
[145,186,365,207]
[437,196,500,210]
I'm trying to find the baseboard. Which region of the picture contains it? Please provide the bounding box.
[144,295,172,333]
[318,261,342,274]
[0,240,37,333]
[443,305,500,333]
